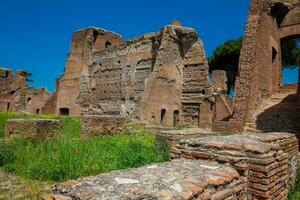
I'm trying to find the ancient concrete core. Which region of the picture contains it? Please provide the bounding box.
[78,23,214,129]
[5,119,62,141]
[230,0,300,132]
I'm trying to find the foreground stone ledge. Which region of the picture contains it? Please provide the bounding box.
[172,133,291,200]
[48,159,246,200]
[5,119,61,141]
[81,115,126,136]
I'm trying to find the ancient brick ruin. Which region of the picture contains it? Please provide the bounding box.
[43,27,124,116]
[77,22,218,133]
[2,0,300,199]
[228,0,300,133]
[0,67,52,114]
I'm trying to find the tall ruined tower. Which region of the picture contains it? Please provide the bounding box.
[45,27,124,116]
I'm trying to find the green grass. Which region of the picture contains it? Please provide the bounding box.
[0,113,168,181]
[289,168,300,200]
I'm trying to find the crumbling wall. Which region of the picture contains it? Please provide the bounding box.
[230,0,300,132]
[49,27,124,116]
[78,32,159,119]
[0,68,27,112]
[26,87,51,114]
[78,23,213,129]
[5,119,62,141]
[172,133,294,199]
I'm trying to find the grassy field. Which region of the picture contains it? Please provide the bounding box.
[0,112,168,182]
[0,112,299,199]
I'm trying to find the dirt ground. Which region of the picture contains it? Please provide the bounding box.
[0,169,51,200]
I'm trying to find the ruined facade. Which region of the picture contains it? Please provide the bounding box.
[229,0,300,132]
[25,87,51,114]
[78,23,215,129]
[43,27,124,116]
[0,68,27,112]
[0,67,52,114]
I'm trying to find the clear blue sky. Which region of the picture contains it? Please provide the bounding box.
[0,0,297,92]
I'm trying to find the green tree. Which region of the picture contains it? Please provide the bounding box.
[208,37,243,94]
[209,37,300,94]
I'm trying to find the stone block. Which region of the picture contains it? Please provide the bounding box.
[156,128,215,156]
[50,159,246,200]
[5,119,62,141]
[81,115,125,136]
[172,133,290,200]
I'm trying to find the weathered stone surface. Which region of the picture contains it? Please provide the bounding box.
[5,119,62,141]
[50,159,246,200]
[81,115,125,136]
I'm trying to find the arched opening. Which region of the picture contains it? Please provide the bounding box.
[281,36,300,86]
[173,110,179,126]
[105,41,112,48]
[27,97,32,105]
[59,108,70,116]
[93,30,99,43]
[36,108,40,114]
[160,109,166,124]
[7,103,10,112]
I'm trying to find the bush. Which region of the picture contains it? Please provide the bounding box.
[0,114,169,181]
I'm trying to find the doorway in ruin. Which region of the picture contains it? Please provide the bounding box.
[160,109,166,124]
[36,108,40,114]
[281,36,300,88]
[59,108,70,116]
[173,110,179,126]
[7,103,10,112]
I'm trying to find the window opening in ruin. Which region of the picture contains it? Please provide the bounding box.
[36,108,40,114]
[1,71,9,78]
[105,41,112,48]
[59,108,70,116]
[93,31,99,43]
[27,97,32,105]
[272,47,278,63]
[173,110,179,126]
[7,103,10,111]
[160,109,166,124]
[281,37,300,85]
